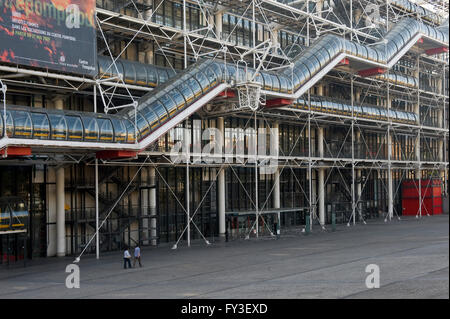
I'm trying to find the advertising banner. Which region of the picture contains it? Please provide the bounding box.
[0,0,97,77]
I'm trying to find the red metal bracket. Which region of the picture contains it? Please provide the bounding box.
[265,98,293,108]
[96,150,138,160]
[358,67,385,77]
[0,146,32,157]
[338,58,349,66]
[425,47,448,55]
[217,90,236,98]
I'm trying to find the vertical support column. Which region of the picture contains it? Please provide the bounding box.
[317,127,325,226]
[356,130,362,214]
[388,132,394,220]
[143,0,154,64]
[56,166,65,256]
[54,97,66,257]
[311,170,316,221]
[318,127,324,159]
[215,11,223,40]
[145,0,153,20]
[217,117,226,238]
[316,0,324,17]
[47,168,56,257]
[271,27,279,47]
[183,0,187,70]
[351,77,356,225]
[387,95,394,221]
[95,159,99,259]
[149,167,157,246]
[414,57,422,218]
[272,122,280,210]
[317,83,324,96]
[437,95,444,190]
[184,119,190,247]
[145,46,154,65]
[355,88,361,104]
[318,168,325,226]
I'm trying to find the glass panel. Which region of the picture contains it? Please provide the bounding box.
[31,113,50,140]
[314,49,329,68]
[109,60,124,80]
[5,111,14,137]
[98,118,114,142]
[158,93,177,117]
[297,96,307,109]
[48,114,67,140]
[168,88,186,110]
[195,70,210,92]
[140,106,159,131]
[303,57,319,77]
[187,76,202,98]
[151,100,170,124]
[98,56,113,78]
[136,111,151,138]
[295,66,309,86]
[81,116,99,141]
[135,65,147,86]
[270,74,280,92]
[388,109,397,119]
[178,82,195,105]
[11,110,32,138]
[311,96,322,110]
[278,76,288,93]
[123,62,136,84]
[204,66,219,87]
[226,65,236,82]
[210,63,223,82]
[124,119,137,143]
[147,66,158,87]
[157,69,169,84]
[66,115,83,141]
[343,103,351,114]
[110,118,127,143]
[261,73,272,90]
[291,72,300,90]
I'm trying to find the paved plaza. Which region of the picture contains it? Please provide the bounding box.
[0,215,448,299]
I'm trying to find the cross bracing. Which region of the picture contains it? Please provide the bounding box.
[0,0,448,260]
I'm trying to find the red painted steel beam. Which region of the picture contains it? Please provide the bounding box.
[425,47,448,55]
[96,150,138,159]
[358,67,385,77]
[217,90,236,98]
[0,146,32,157]
[265,98,293,108]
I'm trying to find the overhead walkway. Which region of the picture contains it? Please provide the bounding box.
[0,18,448,157]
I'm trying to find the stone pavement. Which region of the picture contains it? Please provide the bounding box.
[0,215,448,299]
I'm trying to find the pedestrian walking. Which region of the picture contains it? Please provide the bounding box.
[123,247,132,269]
[133,245,142,267]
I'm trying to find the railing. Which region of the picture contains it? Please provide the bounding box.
[66,206,157,222]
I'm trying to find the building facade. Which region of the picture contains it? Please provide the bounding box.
[0,0,448,262]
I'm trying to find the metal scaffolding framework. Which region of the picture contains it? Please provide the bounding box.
[0,0,448,259]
